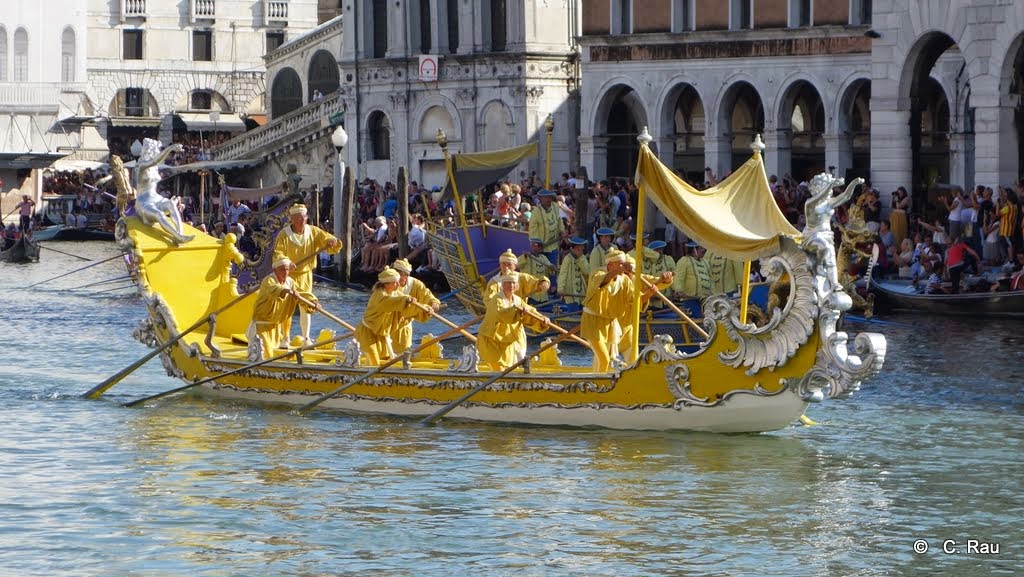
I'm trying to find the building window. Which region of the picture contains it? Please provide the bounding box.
[192,30,213,61]
[672,0,692,32]
[419,0,431,53]
[123,29,143,60]
[371,0,388,58]
[125,87,146,116]
[13,28,28,82]
[191,90,213,110]
[369,111,391,160]
[610,0,632,35]
[266,31,285,53]
[791,0,811,27]
[61,28,76,82]
[447,0,459,52]
[730,0,752,30]
[850,0,871,25]
[489,0,506,52]
[0,27,8,82]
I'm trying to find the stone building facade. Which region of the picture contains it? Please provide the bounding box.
[579,0,1024,213]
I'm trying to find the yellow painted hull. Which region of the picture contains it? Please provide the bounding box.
[118,216,883,433]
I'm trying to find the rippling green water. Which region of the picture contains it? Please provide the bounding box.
[1,243,1021,576]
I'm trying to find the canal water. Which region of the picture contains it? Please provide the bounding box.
[1,242,1020,577]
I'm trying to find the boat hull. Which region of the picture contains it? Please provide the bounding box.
[873,279,1024,317]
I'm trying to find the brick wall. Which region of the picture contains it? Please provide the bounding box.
[814,0,850,26]
[583,0,611,34]
[697,0,728,31]
[633,0,671,33]
[755,0,789,28]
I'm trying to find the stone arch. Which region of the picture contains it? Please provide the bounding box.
[593,82,649,178]
[412,94,461,141]
[479,99,513,151]
[270,67,303,119]
[591,78,648,137]
[837,76,872,178]
[658,80,706,183]
[13,27,28,82]
[0,26,6,82]
[61,26,76,83]
[367,109,392,160]
[998,32,1024,182]
[777,79,826,181]
[718,80,765,170]
[307,49,339,101]
[175,88,232,112]
[107,88,160,117]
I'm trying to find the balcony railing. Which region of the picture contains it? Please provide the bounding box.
[264,0,289,26]
[121,0,147,21]
[191,0,216,22]
[212,93,343,161]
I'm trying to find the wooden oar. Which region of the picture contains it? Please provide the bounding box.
[82,250,322,399]
[412,301,477,343]
[520,306,592,350]
[69,274,133,290]
[640,277,710,341]
[420,326,581,425]
[37,244,91,261]
[122,330,355,408]
[292,293,357,332]
[296,314,485,413]
[27,253,123,289]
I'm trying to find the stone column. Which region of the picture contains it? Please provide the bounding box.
[458,0,475,54]
[973,102,1018,190]
[648,136,675,236]
[387,0,408,59]
[702,134,729,183]
[430,0,449,54]
[578,135,609,181]
[869,96,912,206]
[824,133,852,180]
[949,131,969,191]
[762,129,790,181]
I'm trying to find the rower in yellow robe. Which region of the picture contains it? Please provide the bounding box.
[354,267,418,366]
[527,189,565,263]
[705,249,746,295]
[557,236,590,305]
[478,271,550,371]
[272,203,342,345]
[588,227,616,273]
[518,238,556,303]
[247,257,316,360]
[618,254,674,364]
[486,248,550,300]
[671,241,714,299]
[390,258,440,354]
[580,248,633,372]
[628,239,675,308]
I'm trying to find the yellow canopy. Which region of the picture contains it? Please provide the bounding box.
[441,141,539,202]
[633,142,800,261]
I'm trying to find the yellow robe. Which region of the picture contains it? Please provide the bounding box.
[557,253,590,304]
[517,252,554,302]
[486,271,547,301]
[627,247,675,307]
[580,270,634,372]
[355,289,413,366]
[272,224,342,338]
[528,203,564,252]
[672,256,713,298]
[588,243,612,273]
[617,273,672,364]
[705,251,746,294]
[250,274,300,360]
[391,277,440,354]
[478,291,547,371]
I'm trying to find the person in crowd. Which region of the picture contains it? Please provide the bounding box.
[944,235,980,294]
[247,258,314,360]
[589,227,616,272]
[672,241,714,299]
[894,238,915,279]
[518,239,556,303]
[65,210,76,228]
[15,195,35,232]
[390,258,441,355]
[359,216,389,272]
[355,267,418,366]
[477,271,549,372]
[529,189,565,264]
[226,198,251,225]
[557,236,591,306]
[272,203,342,345]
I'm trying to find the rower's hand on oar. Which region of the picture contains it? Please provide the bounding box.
[429,301,440,312]
[659,271,674,283]
[406,297,418,306]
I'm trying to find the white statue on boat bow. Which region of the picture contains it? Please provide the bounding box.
[135,138,193,245]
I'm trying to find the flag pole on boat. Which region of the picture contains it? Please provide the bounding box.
[739,135,766,324]
[437,129,482,288]
[543,114,554,189]
[631,127,654,362]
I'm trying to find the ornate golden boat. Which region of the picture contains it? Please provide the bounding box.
[113,132,886,433]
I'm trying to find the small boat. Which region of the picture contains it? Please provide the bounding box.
[0,236,40,263]
[110,132,886,433]
[872,277,1024,317]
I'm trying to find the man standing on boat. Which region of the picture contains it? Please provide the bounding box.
[672,241,714,299]
[580,248,633,372]
[618,255,673,365]
[272,204,342,345]
[705,249,746,295]
[557,236,591,307]
[589,227,616,272]
[478,271,550,371]
[248,258,313,361]
[487,249,550,300]
[528,189,565,266]
[518,239,555,304]
[15,195,35,232]
[356,267,419,365]
[390,258,441,354]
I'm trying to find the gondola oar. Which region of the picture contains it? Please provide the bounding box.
[37,244,91,261]
[639,277,710,341]
[26,253,123,289]
[82,250,322,399]
[520,307,592,350]
[297,314,485,413]
[420,326,581,426]
[122,331,355,408]
[292,293,357,333]
[411,301,477,343]
[69,274,133,291]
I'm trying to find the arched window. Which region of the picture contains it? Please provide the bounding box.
[369,111,390,160]
[270,68,303,118]
[61,27,75,82]
[0,27,8,82]
[14,28,28,82]
[307,50,339,102]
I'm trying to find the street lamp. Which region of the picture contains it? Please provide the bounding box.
[130,139,143,158]
[331,124,348,276]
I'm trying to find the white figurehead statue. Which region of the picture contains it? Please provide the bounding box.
[135,138,193,245]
